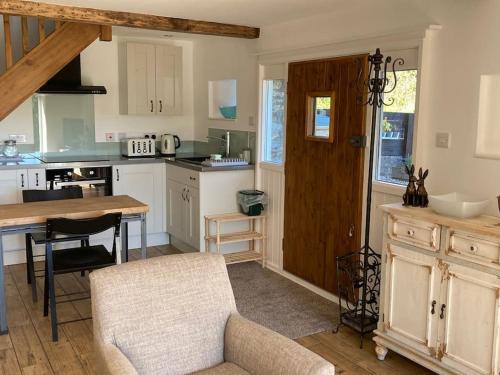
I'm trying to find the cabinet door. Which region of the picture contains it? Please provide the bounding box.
[185,186,200,249]
[126,43,156,115]
[27,169,46,190]
[155,45,182,115]
[0,170,27,250]
[384,244,441,355]
[166,179,186,241]
[438,263,499,375]
[113,164,164,234]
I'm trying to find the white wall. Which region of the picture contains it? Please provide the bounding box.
[192,36,258,140]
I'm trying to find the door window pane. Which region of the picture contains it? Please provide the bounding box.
[376,70,418,185]
[262,79,285,164]
[305,91,335,142]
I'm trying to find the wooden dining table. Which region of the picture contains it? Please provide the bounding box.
[0,195,149,335]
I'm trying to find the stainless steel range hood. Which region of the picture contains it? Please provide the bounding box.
[37,55,106,95]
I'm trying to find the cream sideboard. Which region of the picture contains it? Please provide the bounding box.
[374,204,500,375]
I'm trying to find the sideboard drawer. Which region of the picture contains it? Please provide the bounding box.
[387,215,440,252]
[447,230,500,269]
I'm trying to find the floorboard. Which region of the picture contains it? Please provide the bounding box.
[0,245,433,374]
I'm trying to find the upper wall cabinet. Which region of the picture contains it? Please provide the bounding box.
[120,42,182,116]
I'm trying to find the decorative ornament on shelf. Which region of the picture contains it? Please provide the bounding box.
[403,165,429,207]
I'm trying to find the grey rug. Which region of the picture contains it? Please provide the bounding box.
[227,262,340,339]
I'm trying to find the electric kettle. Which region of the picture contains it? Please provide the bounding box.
[161,134,181,156]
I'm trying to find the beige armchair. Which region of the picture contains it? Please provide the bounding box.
[90,253,335,375]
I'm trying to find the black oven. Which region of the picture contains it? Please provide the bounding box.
[46,166,112,197]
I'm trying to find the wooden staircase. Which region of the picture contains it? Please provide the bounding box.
[0,14,111,121]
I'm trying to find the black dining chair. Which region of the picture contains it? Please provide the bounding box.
[44,212,122,342]
[23,187,88,303]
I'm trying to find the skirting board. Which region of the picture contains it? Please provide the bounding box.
[2,232,170,266]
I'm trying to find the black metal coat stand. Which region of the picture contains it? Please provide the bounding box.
[333,48,404,347]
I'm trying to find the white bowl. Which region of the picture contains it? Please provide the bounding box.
[429,192,489,218]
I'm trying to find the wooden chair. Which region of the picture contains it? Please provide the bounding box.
[44,212,122,342]
[22,187,87,302]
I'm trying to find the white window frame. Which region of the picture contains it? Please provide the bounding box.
[372,48,421,193]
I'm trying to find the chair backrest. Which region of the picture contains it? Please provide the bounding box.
[22,186,83,203]
[46,213,121,238]
[90,253,237,375]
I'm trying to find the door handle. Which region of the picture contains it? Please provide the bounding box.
[182,188,186,201]
[116,168,120,182]
[348,224,354,238]
[440,304,446,319]
[431,300,436,315]
[186,189,190,203]
[159,100,163,113]
[150,100,154,113]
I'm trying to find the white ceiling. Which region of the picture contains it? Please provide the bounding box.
[36,0,370,27]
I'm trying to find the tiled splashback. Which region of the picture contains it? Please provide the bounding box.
[192,128,256,163]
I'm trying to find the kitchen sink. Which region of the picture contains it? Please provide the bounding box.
[176,156,209,165]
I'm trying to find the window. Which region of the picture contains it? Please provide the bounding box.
[262,79,285,164]
[305,92,335,142]
[375,69,418,185]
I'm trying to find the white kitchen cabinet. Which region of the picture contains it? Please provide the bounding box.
[384,244,441,356]
[121,42,182,116]
[0,169,26,204]
[166,170,200,248]
[27,169,46,190]
[113,163,165,235]
[166,164,254,252]
[375,205,500,375]
[438,263,499,375]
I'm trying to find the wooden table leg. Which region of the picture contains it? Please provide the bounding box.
[0,231,8,334]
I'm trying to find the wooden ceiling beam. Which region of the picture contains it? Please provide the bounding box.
[0,0,260,39]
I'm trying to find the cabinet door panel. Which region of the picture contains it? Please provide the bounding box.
[155,45,182,115]
[0,170,27,251]
[113,164,164,234]
[126,43,156,115]
[385,245,441,355]
[166,179,186,240]
[439,263,499,375]
[27,169,46,190]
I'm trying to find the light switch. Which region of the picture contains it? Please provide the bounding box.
[436,132,450,148]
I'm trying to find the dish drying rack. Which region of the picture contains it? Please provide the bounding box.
[201,158,249,167]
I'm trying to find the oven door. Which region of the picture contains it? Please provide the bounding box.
[53,179,111,198]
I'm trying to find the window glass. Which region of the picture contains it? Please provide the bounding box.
[262,79,285,164]
[305,92,335,142]
[376,69,418,185]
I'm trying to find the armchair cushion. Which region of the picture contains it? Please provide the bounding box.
[224,314,334,375]
[95,342,138,375]
[91,253,237,375]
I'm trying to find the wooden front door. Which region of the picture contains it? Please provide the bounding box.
[283,55,368,294]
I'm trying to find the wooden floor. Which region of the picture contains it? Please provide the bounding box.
[0,245,433,375]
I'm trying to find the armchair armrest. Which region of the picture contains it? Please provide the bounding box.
[224,314,334,375]
[95,341,138,375]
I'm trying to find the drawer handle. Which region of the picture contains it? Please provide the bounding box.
[440,304,446,319]
[407,229,415,237]
[189,176,196,181]
[469,244,478,254]
[431,300,436,315]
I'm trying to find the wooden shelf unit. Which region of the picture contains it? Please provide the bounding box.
[204,213,266,266]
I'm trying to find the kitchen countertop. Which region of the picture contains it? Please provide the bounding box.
[0,153,254,172]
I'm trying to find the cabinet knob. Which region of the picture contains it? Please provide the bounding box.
[431,300,436,314]
[407,229,415,237]
[469,244,478,254]
[116,168,120,181]
[150,100,154,113]
[189,176,196,181]
[20,173,25,188]
[440,304,446,319]
[159,100,163,113]
[35,172,39,186]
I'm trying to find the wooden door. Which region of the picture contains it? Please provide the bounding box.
[384,245,441,355]
[283,55,368,293]
[155,44,182,115]
[438,263,499,375]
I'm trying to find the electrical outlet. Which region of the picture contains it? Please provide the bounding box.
[9,134,26,143]
[105,132,116,142]
[436,132,450,149]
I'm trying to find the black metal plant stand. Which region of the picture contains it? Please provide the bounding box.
[333,48,404,347]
